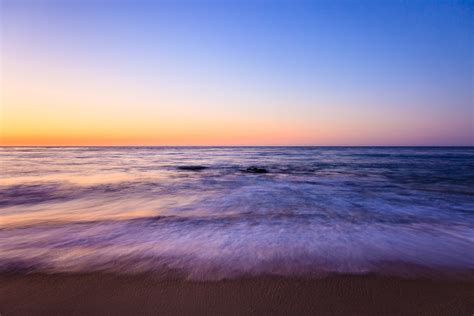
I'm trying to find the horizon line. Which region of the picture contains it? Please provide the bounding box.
[1,145,473,148]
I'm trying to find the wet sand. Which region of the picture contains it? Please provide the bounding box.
[1,273,473,315]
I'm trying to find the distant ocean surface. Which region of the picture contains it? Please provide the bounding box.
[1,147,473,279]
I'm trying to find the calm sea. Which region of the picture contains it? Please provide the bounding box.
[1,147,473,278]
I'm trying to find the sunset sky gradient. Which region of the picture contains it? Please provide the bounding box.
[1,0,473,146]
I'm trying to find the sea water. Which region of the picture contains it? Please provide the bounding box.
[1,147,473,279]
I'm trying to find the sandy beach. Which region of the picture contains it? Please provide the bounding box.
[1,273,473,315]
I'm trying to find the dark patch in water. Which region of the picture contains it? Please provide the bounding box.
[0,183,76,207]
[243,167,268,174]
[177,166,208,171]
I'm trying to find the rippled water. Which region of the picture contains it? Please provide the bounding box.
[1,147,473,279]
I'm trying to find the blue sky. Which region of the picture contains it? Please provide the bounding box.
[2,0,473,145]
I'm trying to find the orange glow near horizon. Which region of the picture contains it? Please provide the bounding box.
[2,113,464,146]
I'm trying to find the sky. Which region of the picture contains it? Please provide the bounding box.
[1,0,473,146]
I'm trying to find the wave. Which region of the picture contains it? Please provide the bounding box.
[0,216,472,279]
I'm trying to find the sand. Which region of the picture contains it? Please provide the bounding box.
[1,273,473,315]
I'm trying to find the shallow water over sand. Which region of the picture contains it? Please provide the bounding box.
[1,147,473,278]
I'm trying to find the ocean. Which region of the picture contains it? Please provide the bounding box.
[1,147,473,279]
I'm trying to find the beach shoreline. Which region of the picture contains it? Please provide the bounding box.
[1,272,473,315]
